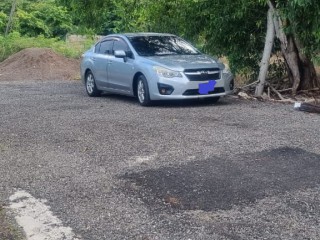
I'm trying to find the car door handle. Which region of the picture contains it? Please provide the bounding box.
[91,57,96,61]
[108,61,113,65]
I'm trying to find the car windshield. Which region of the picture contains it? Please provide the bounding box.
[127,35,200,56]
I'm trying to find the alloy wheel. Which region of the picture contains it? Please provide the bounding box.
[86,73,95,94]
[137,80,145,103]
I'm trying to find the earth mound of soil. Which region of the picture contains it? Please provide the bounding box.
[0,48,80,81]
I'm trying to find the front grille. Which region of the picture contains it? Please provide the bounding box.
[183,87,225,96]
[184,68,221,81]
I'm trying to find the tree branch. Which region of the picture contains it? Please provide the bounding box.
[266,81,285,100]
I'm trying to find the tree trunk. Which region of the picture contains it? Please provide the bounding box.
[293,38,319,90]
[255,7,275,97]
[268,1,320,95]
[299,57,319,90]
[5,0,17,36]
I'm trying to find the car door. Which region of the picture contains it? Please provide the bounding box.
[107,38,135,94]
[92,39,113,89]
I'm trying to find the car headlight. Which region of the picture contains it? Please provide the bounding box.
[153,66,182,78]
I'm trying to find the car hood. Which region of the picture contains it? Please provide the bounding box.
[144,54,222,71]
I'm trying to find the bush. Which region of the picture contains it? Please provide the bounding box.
[0,32,94,62]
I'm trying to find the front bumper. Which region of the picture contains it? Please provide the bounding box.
[149,72,234,100]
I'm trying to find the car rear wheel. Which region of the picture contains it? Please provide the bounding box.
[137,75,152,106]
[85,71,101,97]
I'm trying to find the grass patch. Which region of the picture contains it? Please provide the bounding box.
[0,205,25,240]
[0,32,95,62]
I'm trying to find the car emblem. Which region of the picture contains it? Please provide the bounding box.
[200,71,209,75]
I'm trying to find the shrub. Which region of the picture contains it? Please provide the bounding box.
[0,32,94,62]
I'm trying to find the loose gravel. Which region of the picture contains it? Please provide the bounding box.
[0,80,319,240]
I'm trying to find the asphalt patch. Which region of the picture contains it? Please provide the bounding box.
[122,147,320,211]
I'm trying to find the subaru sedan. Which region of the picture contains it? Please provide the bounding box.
[80,33,234,106]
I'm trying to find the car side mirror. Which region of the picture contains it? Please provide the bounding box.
[114,50,127,58]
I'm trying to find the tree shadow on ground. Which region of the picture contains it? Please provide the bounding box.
[122,147,320,211]
[101,93,235,108]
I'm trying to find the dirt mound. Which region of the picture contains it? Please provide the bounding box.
[0,48,80,81]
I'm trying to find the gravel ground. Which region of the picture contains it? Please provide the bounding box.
[0,80,319,240]
[0,205,25,240]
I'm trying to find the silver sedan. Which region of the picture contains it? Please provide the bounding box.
[81,33,234,106]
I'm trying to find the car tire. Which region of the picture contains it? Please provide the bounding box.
[85,71,101,97]
[136,75,152,106]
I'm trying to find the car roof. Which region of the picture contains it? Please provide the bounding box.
[98,33,179,44]
[107,33,176,38]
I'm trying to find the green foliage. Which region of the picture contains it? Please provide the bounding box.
[112,0,147,33]
[0,12,7,33]
[55,0,115,35]
[0,32,94,62]
[0,0,12,14]
[276,0,320,55]
[193,1,267,76]
[1,0,72,38]
[16,0,72,38]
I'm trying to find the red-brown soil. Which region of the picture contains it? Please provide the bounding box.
[0,48,80,81]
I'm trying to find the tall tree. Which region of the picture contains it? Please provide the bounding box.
[4,0,17,36]
[255,7,275,96]
[267,0,319,93]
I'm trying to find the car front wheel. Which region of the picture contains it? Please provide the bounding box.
[137,75,151,106]
[85,71,101,97]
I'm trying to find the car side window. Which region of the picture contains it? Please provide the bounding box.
[99,40,113,55]
[113,39,129,53]
[94,43,101,53]
[113,39,134,58]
